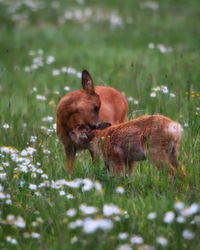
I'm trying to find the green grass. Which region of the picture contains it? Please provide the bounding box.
[0,0,200,249]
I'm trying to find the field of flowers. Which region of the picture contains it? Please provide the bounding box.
[0,0,200,249]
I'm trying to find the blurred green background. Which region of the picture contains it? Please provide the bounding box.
[0,0,200,249]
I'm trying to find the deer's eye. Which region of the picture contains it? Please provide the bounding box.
[93,105,99,112]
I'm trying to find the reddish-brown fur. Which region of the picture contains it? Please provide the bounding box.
[70,115,184,177]
[56,70,127,175]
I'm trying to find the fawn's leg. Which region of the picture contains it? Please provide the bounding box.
[110,147,126,176]
[89,150,97,166]
[169,147,185,178]
[149,149,175,176]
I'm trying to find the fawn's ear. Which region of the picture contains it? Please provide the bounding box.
[82,70,95,95]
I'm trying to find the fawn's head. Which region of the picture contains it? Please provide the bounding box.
[68,125,91,147]
[68,122,111,147]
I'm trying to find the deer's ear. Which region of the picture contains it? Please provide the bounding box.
[82,70,95,95]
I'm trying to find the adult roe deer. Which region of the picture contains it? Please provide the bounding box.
[69,115,184,177]
[56,70,128,175]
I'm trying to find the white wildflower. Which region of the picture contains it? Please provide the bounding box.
[3,124,9,129]
[174,201,185,211]
[30,136,37,142]
[59,190,66,196]
[64,86,70,91]
[42,116,53,122]
[46,56,55,64]
[148,43,155,49]
[169,93,176,98]
[161,85,168,93]
[21,147,36,156]
[79,204,98,215]
[82,217,113,234]
[130,235,144,244]
[76,72,82,78]
[66,208,77,217]
[181,203,199,217]
[6,199,12,205]
[66,180,81,188]
[35,192,41,196]
[41,174,48,179]
[82,178,93,191]
[25,66,31,72]
[53,123,57,131]
[103,204,122,216]
[69,219,83,229]
[29,184,37,190]
[110,13,123,26]
[2,162,9,166]
[14,216,26,228]
[134,100,139,105]
[43,149,50,155]
[61,67,68,73]
[7,214,15,221]
[70,236,78,244]
[38,49,44,55]
[31,172,37,178]
[66,194,75,199]
[76,0,84,4]
[163,211,175,223]
[0,192,6,199]
[32,221,39,227]
[0,173,7,180]
[116,186,125,194]
[127,97,134,101]
[36,168,43,174]
[117,244,132,250]
[31,232,40,238]
[6,236,18,245]
[141,1,159,11]
[147,212,157,220]
[94,180,102,191]
[118,232,128,240]
[182,230,195,240]
[52,69,60,76]
[36,95,47,101]
[157,44,172,53]
[150,92,156,97]
[176,216,185,223]
[156,236,168,246]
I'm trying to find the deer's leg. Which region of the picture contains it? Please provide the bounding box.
[128,161,136,178]
[113,161,126,176]
[65,147,76,177]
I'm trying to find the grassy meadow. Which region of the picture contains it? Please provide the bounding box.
[0,0,200,249]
